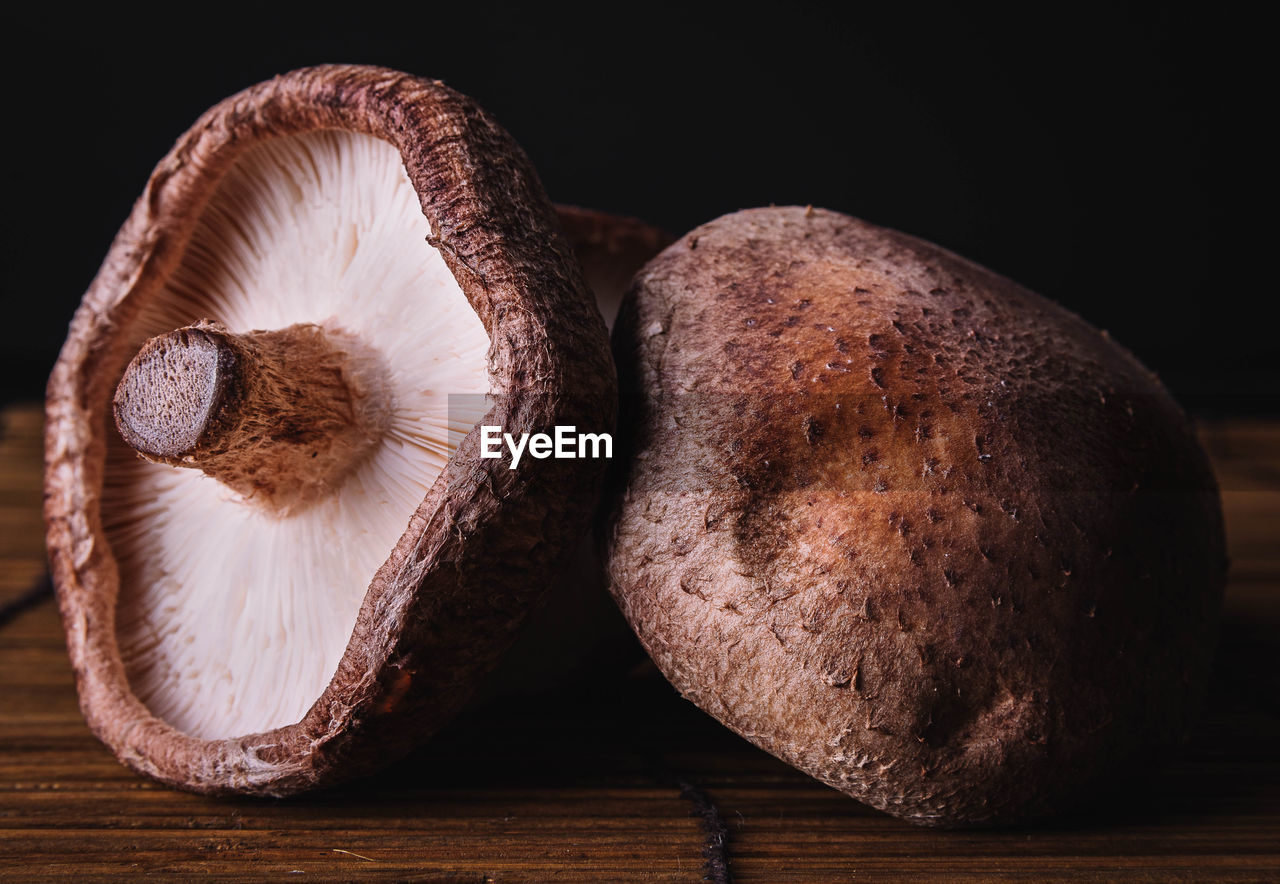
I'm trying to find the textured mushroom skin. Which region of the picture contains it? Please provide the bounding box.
[608,207,1226,826]
[45,66,615,795]
[480,207,674,693]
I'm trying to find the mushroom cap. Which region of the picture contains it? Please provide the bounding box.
[45,66,615,795]
[555,205,675,329]
[607,206,1226,826]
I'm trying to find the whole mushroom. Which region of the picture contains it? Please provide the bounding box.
[607,206,1226,826]
[45,66,615,795]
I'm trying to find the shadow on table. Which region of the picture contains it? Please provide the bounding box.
[1040,607,1280,832]
[301,596,1280,836]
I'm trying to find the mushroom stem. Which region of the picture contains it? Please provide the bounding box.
[113,321,391,514]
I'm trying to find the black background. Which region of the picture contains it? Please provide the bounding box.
[2,6,1271,412]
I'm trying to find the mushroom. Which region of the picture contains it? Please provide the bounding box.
[555,205,674,329]
[45,66,615,794]
[607,206,1226,826]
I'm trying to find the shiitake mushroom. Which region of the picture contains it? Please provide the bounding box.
[606,206,1226,826]
[45,65,615,795]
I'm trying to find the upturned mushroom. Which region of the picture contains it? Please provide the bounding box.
[45,66,615,795]
[607,206,1226,826]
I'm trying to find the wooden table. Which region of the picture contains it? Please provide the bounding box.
[2,403,1277,881]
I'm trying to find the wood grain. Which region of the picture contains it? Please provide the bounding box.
[2,404,1277,881]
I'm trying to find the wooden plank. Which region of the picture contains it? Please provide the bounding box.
[2,402,1278,881]
[0,406,45,614]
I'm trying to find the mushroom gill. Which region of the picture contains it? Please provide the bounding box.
[100,129,491,739]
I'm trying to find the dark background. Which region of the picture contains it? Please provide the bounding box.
[2,6,1271,412]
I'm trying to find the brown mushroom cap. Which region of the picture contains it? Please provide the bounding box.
[45,65,615,795]
[607,206,1226,826]
[555,205,675,329]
